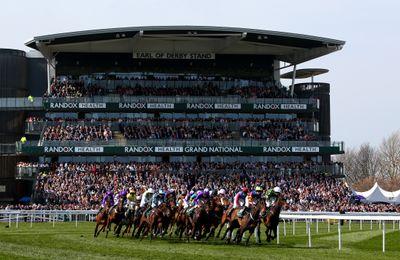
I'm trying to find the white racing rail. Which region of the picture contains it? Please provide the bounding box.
[1,210,399,252]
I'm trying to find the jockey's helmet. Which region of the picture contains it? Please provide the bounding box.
[273,187,282,193]
[242,187,249,193]
[255,186,263,192]
[218,189,226,195]
[204,188,209,193]
[147,188,155,194]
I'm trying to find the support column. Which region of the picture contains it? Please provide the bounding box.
[290,64,297,97]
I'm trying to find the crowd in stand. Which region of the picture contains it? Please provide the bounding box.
[37,118,315,142]
[45,81,106,98]
[42,124,112,141]
[241,124,316,141]
[5,161,397,212]
[44,79,291,98]
[121,125,234,140]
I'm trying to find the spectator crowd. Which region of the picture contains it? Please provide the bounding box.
[42,124,112,141]
[44,79,291,98]
[38,118,316,142]
[5,161,399,212]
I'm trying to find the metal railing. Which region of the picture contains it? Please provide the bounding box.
[0,96,319,109]
[0,97,43,110]
[0,144,16,154]
[0,209,399,252]
[43,95,318,105]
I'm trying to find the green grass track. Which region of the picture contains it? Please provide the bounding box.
[0,221,399,259]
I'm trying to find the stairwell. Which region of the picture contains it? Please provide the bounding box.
[113,131,127,145]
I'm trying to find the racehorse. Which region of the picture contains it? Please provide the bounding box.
[135,203,166,240]
[106,198,125,238]
[188,201,211,241]
[116,207,135,237]
[263,197,285,242]
[94,204,109,237]
[223,199,265,245]
[204,196,229,240]
[234,199,265,245]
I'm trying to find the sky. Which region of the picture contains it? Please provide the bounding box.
[1,0,399,148]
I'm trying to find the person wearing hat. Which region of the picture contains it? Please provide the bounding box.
[126,188,136,210]
[265,186,282,208]
[140,187,155,217]
[20,136,27,144]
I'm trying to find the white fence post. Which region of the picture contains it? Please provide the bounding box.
[8,214,11,227]
[370,220,373,230]
[75,214,78,228]
[379,220,381,230]
[316,219,319,234]
[16,214,19,229]
[277,223,280,244]
[338,221,342,251]
[328,220,330,233]
[292,219,295,235]
[306,219,309,235]
[283,219,286,237]
[307,220,312,248]
[360,220,363,230]
[349,219,351,231]
[382,221,385,253]
[30,214,33,228]
[392,220,395,231]
[52,214,55,228]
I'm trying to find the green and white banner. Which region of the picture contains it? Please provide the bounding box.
[22,145,339,155]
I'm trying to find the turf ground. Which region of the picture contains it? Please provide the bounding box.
[0,221,399,259]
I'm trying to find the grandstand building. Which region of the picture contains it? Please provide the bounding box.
[0,26,345,203]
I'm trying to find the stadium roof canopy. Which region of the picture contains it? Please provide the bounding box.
[281,68,329,79]
[25,26,345,64]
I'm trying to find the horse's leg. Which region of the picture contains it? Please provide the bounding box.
[94,223,99,238]
[216,220,226,239]
[105,218,111,238]
[255,224,261,244]
[135,222,144,238]
[225,225,233,244]
[266,227,271,242]
[99,222,107,236]
[246,228,255,246]
[205,226,215,241]
[272,224,277,239]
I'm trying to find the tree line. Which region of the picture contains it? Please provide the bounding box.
[336,130,400,191]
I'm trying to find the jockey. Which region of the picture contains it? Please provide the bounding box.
[151,189,165,208]
[265,186,282,208]
[165,188,176,203]
[139,188,155,208]
[186,189,208,215]
[113,189,128,207]
[233,187,248,209]
[176,190,187,207]
[217,188,228,207]
[226,187,248,217]
[239,186,263,218]
[184,190,195,208]
[194,188,210,205]
[188,190,198,207]
[98,190,114,214]
[126,188,136,210]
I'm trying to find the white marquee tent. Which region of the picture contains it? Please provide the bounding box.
[354,183,400,204]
